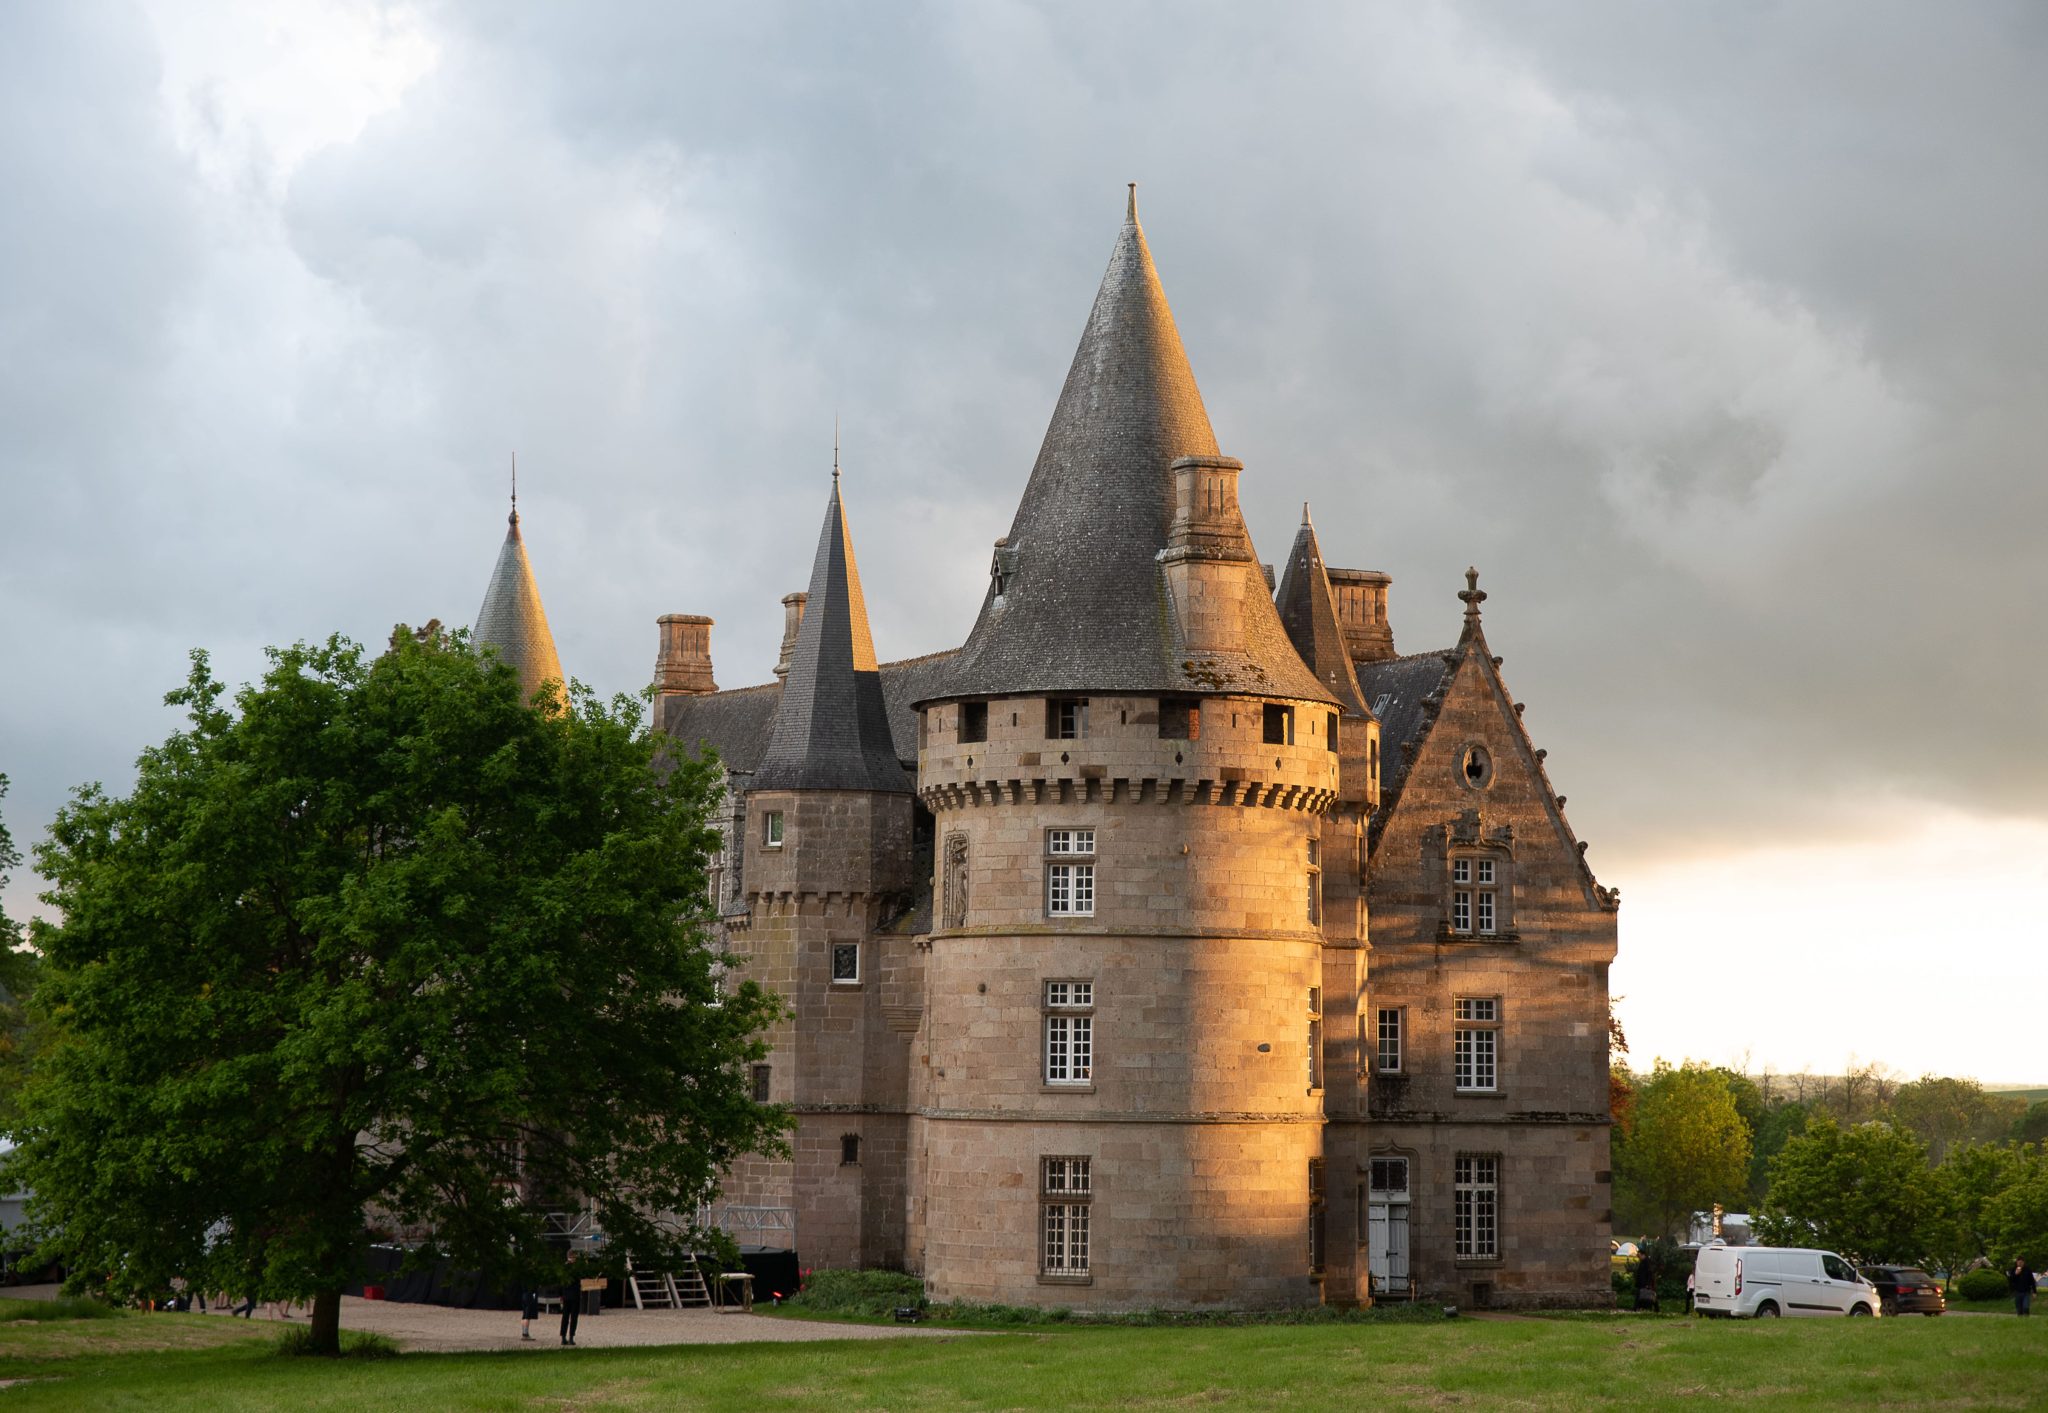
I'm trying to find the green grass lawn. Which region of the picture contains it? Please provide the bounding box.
[0,1306,2042,1410]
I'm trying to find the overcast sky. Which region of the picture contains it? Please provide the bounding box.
[3,1,2043,1082]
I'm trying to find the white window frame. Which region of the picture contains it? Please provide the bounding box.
[1044,980,1095,1085]
[1047,862,1095,916]
[1449,855,1500,936]
[1454,1154,1499,1260]
[1454,997,1500,1093]
[763,810,785,848]
[1041,1156,1092,1277]
[830,941,860,986]
[1376,1007,1404,1074]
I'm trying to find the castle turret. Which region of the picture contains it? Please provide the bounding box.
[911,191,1340,1312]
[1276,505,1370,717]
[738,469,915,1270]
[474,488,565,706]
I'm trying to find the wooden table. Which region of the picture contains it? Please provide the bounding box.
[713,1272,755,1313]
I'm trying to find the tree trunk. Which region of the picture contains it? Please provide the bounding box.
[307,1288,344,1356]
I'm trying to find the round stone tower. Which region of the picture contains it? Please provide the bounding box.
[911,192,1350,1310]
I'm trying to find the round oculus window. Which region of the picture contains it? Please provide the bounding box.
[1460,744,1493,790]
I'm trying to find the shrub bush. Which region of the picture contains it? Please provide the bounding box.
[785,1268,924,1320]
[1957,1267,2009,1302]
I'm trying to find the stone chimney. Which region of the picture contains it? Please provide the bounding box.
[1326,568,1396,664]
[653,614,717,698]
[772,592,808,681]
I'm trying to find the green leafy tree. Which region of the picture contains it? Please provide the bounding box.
[1612,1061,1752,1239]
[15,633,785,1354]
[2011,1101,2048,1147]
[1982,1148,2048,1267]
[1925,1142,2024,1292]
[1754,1116,1935,1261]
[1747,1099,1809,1209]
[0,773,42,1129]
[1890,1075,1995,1164]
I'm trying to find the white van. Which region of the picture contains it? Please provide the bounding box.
[1692,1245,1881,1318]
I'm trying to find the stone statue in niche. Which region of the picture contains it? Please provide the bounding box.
[942,832,969,929]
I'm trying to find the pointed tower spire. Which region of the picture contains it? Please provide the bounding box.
[475,471,565,706]
[931,189,1331,704]
[751,472,908,793]
[1276,506,1369,715]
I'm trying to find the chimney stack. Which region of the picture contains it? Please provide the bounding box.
[653,614,717,698]
[1325,568,1396,664]
[773,592,808,680]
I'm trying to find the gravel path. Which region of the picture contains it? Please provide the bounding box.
[7,1284,967,1354]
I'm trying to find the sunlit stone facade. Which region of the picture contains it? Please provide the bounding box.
[649,196,1619,1310]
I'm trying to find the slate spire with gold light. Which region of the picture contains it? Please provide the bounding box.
[474,459,566,706]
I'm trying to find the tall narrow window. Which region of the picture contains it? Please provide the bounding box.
[960,701,988,743]
[1308,1158,1327,1276]
[1325,712,1339,752]
[1044,980,1095,1085]
[1307,987,1324,1091]
[751,1064,772,1103]
[1046,828,1096,918]
[1307,837,1322,926]
[1376,1007,1404,1074]
[1454,1155,1499,1259]
[840,1134,861,1165]
[1454,997,1499,1093]
[1041,1157,1092,1276]
[763,811,785,848]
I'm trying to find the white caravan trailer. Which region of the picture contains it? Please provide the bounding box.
[1692,1245,1881,1318]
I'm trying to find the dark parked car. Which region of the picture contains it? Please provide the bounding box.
[1859,1266,1946,1316]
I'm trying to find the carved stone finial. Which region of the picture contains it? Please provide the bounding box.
[1459,565,1487,621]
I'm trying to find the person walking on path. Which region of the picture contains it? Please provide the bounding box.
[230,1292,257,1318]
[2012,1258,2037,1317]
[520,1285,540,1341]
[558,1256,582,1346]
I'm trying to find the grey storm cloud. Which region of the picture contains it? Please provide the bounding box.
[3,0,2045,924]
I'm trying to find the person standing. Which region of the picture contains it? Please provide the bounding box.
[558,1256,581,1346]
[520,1284,539,1341]
[2012,1257,2037,1317]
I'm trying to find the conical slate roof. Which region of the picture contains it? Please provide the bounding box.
[750,475,910,794]
[927,190,1329,705]
[1276,506,1369,716]
[475,503,565,706]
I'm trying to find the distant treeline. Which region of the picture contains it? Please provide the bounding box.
[1609,1048,2048,1272]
